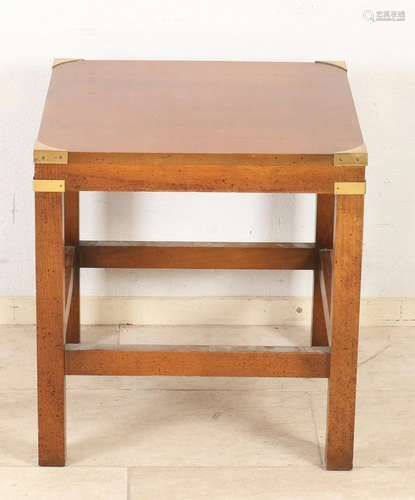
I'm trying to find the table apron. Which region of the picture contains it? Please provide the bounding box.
[35,164,366,193]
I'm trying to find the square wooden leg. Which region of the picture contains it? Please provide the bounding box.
[35,189,66,466]
[64,191,80,344]
[311,194,334,347]
[326,194,364,470]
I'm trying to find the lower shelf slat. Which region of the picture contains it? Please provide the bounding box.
[65,344,330,378]
[79,241,316,270]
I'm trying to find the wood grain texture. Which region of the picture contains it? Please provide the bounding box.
[37,60,363,163]
[63,163,365,193]
[79,241,316,270]
[69,151,335,167]
[311,195,335,346]
[65,344,330,378]
[326,194,364,471]
[64,192,80,343]
[35,182,66,466]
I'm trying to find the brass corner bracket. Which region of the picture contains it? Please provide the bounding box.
[315,60,347,71]
[334,182,366,195]
[33,180,65,193]
[34,141,68,164]
[334,144,368,166]
[53,58,84,68]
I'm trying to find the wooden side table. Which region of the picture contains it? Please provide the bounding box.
[34,59,366,470]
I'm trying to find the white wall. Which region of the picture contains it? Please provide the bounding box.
[0,0,414,298]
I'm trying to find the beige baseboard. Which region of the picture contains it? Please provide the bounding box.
[0,296,413,326]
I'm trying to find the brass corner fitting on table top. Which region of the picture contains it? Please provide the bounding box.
[33,180,65,193]
[315,60,347,71]
[52,58,84,68]
[34,141,68,164]
[334,182,366,195]
[333,144,368,167]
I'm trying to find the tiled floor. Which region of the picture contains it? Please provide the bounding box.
[0,324,414,498]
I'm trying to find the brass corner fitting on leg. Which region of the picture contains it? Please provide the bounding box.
[33,180,66,193]
[334,182,366,195]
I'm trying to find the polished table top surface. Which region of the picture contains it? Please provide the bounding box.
[37,60,364,162]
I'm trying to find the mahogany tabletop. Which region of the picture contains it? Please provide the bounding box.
[36,60,365,166]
